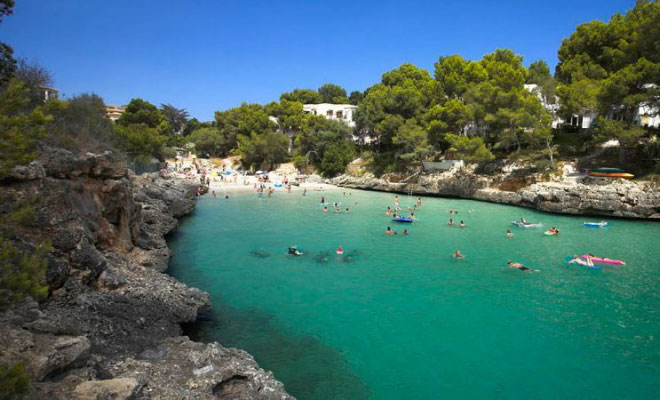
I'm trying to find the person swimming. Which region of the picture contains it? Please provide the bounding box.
[506,228,513,238]
[459,220,466,227]
[321,196,325,204]
[336,245,344,255]
[507,261,530,271]
[403,229,408,235]
[452,250,465,259]
[386,206,392,215]
[448,218,455,226]
[548,227,560,235]
[334,207,342,213]
[288,246,303,256]
[345,208,350,213]
[385,226,397,235]
[323,206,328,212]
[520,217,528,224]
[409,213,415,220]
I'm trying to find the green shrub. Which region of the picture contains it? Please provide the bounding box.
[0,239,50,309]
[0,362,31,400]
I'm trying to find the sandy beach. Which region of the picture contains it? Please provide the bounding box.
[167,156,339,195]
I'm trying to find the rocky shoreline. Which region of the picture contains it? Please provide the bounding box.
[0,147,293,399]
[332,165,660,219]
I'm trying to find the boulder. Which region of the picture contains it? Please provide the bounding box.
[72,378,140,400]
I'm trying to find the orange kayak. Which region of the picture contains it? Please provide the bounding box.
[588,172,634,178]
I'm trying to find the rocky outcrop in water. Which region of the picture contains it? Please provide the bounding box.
[332,165,660,219]
[0,146,294,399]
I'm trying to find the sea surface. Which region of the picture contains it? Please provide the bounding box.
[167,188,660,399]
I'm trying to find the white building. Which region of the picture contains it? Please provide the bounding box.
[634,104,660,128]
[524,84,565,128]
[525,83,659,130]
[303,103,358,127]
[105,105,126,122]
[38,86,59,102]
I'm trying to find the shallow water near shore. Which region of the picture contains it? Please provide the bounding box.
[168,189,660,399]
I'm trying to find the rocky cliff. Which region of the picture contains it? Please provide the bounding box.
[0,146,293,399]
[332,165,660,219]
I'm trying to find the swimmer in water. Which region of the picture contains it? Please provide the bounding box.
[459,220,466,228]
[335,207,342,213]
[386,206,392,215]
[403,229,408,235]
[409,213,415,220]
[452,250,465,259]
[385,226,397,235]
[345,208,350,213]
[323,206,328,213]
[506,228,513,238]
[394,195,399,206]
[507,261,530,271]
[336,245,344,255]
[417,197,422,206]
[448,218,455,226]
[288,246,303,256]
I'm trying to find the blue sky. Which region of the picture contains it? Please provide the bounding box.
[2,0,633,120]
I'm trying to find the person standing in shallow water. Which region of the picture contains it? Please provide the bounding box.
[394,196,399,207]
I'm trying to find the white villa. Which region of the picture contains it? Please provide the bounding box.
[525,83,659,129]
[303,103,358,127]
[105,105,126,122]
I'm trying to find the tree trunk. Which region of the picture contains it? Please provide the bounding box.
[546,138,555,168]
[619,143,626,164]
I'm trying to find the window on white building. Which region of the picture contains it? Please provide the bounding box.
[336,110,343,119]
[327,110,333,117]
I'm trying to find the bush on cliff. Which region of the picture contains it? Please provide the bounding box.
[0,78,51,179]
[0,200,49,310]
[44,93,116,152]
[445,134,495,162]
[0,362,31,400]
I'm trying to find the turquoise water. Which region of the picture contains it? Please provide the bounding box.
[167,189,660,399]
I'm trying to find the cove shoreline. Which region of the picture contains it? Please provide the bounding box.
[0,146,295,399]
[331,168,660,220]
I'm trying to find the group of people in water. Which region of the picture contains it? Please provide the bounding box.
[294,192,586,272]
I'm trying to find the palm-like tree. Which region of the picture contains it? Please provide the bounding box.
[160,103,189,135]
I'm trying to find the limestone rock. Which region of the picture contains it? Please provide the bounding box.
[72,378,140,400]
[334,169,660,219]
[8,161,46,181]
